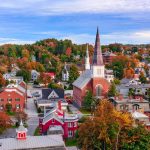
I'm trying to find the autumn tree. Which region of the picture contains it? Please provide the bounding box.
[139,72,147,83]
[0,112,12,134]
[123,62,135,79]
[15,111,28,124]
[0,73,6,88]
[38,73,51,87]
[78,99,133,150]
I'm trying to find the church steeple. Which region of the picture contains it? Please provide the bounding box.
[85,43,90,70]
[92,27,103,66]
[92,27,105,78]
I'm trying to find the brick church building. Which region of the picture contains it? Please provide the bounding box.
[73,28,110,106]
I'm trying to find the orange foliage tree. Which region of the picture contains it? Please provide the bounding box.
[0,73,6,87]
[78,99,133,150]
[0,112,12,134]
[38,73,51,87]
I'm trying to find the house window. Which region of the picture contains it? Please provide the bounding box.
[68,130,73,137]
[15,98,20,101]
[16,104,20,109]
[68,122,72,127]
[0,105,4,110]
[74,122,77,127]
[120,105,124,110]
[7,98,12,102]
[96,85,101,97]
[133,104,140,110]
[52,119,55,123]
[0,98,4,102]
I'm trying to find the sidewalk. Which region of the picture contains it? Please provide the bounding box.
[67,146,79,150]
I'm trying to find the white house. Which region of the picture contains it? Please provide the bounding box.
[62,63,69,81]
[31,70,40,81]
[105,69,114,82]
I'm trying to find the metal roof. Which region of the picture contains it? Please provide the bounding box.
[0,135,65,150]
[73,70,92,89]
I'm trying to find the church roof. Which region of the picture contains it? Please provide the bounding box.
[92,27,104,66]
[73,70,92,89]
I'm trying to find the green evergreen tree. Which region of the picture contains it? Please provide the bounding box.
[83,90,93,110]
[108,82,118,97]
[69,64,79,84]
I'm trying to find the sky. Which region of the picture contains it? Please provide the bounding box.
[0,0,150,45]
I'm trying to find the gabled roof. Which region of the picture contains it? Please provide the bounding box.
[42,88,64,100]
[73,70,92,89]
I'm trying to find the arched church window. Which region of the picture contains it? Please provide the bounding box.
[96,85,101,97]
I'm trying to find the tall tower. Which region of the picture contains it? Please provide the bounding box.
[85,44,90,70]
[92,27,105,78]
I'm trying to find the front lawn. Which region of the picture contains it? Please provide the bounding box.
[65,138,77,146]
[79,108,91,114]
[34,127,40,136]
[6,111,16,116]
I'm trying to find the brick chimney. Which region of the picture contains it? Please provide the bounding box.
[58,100,62,111]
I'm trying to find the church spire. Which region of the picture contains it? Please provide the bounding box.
[85,43,90,70]
[92,27,103,65]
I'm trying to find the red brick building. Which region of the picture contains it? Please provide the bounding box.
[0,88,25,112]
[73,28,110,106]
[102,51,116,64]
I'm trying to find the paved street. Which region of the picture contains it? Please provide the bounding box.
[67,146,78,150]
[25,97,39,136]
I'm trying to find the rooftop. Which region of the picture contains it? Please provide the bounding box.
[0,135,65,150]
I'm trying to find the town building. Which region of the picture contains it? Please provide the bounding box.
[62,62,69,81]
[109,97,150,129]
[105,69,114,83]
[36,88,68,111]
[73,28,110,106]
[44,72,56,80]
[0,121,66,150]
[39,102,78,138]
[31,70,40,81]
[0,88,25,111]
[102,51,116,64]
[4,76,23,84]
[116,82,150,98]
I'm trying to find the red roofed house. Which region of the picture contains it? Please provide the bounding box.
[73,28,110,106]
[0,88,25,112]
[44,72,56,80]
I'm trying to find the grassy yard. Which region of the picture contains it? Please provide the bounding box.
[65,138,77,146]
[6,111,16,116]
[34,127,40,136]
[79,108,91,114]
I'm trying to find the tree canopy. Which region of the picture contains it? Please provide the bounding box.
[78,99,150,150]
